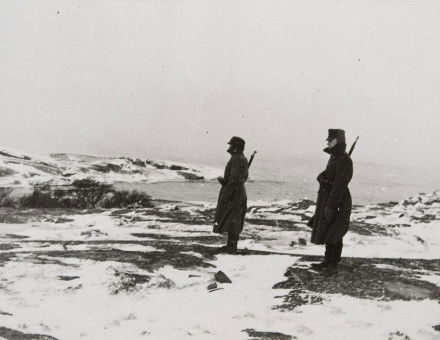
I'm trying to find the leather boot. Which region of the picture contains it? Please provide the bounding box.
[216,233,233,253]
[229,233,238,254]
[322,262,338,276]
[227,233,239,254]
[310,243,332,271]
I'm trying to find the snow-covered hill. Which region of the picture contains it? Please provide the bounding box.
[0,148,220,187]
[0,190,439,339]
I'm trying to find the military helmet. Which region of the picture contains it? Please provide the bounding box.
[227,136,245,150]
[327,129,346,145]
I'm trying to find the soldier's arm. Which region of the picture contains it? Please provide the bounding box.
[326,156,353,210]
[218,177,227,186]
[317,171,327,184]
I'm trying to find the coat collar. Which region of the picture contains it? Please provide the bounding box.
[323,143,346,156]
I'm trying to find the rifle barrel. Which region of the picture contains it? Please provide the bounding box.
[349,136,359,156]
[248,151,257,168]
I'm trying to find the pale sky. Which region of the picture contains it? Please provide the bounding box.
[1,0,439,169]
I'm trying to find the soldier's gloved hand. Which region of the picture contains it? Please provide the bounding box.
[324,207,334,223]
[217,177,226,185]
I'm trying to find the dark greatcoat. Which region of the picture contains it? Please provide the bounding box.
[213,153,248,235]
[310,144,353,245]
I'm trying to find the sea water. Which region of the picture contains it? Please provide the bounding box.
[116,157,440,205]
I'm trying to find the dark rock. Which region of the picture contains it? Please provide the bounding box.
[388,331,411,340]
[58,275,80,281]
[0,326,59,340]
[215,271,232,283]
[289,241,297,247]
[433,324,440,332]
[207,282,218,290]
[415,236,426,244]
[55,217,74,224]
[298,238,307,246]
[242,328,295,340]
[169,164,189,171]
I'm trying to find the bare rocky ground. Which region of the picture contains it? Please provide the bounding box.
[0,192,439,339]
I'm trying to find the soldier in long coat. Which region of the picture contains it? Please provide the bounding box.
[213,136,248,253]
[308,129,353,272]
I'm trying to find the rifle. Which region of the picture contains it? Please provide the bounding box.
[348,136,359,156]
[248,151,257,168]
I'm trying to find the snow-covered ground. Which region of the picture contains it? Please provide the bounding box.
[0,190,439,339]
[0,148,220,187]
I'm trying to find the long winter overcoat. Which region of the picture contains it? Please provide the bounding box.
[213,153,248,235]
[310,145,353,245]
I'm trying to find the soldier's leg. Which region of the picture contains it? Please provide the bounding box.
[325,243,333,262]
[322,240,342,274]
[311,244,331,270]
[333,239,343,264]
[228,232,239,253]
[216,232,233,252]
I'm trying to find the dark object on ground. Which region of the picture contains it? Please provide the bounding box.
[433,324,440,332]
[298,238,307,246]
[242,328,295,340]
[55,217,74,224]
[207,282,218,290]
[208,287,224,293]
[0,326,59,340]
[58,275,80,281]
[215,271,232,283]
[289,241,297,247]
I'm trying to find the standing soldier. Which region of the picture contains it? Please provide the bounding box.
[213,136,248,254]
[308,129,353,273]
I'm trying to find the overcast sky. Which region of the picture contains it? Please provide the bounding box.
[1,0,439,169]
